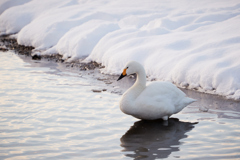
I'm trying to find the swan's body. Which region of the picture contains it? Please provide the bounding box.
[117,61,196,120]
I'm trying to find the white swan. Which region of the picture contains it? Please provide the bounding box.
[117,61,196,120]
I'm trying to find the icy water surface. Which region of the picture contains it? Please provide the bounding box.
[0,52,240,160]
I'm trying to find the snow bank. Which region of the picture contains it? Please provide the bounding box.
[0,0,31,15]
[0,0,240,100]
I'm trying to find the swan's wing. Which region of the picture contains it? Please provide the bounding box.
[135,81,186,114]
[141,81,186,100]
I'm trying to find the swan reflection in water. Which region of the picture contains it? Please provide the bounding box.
[120,118,197,159]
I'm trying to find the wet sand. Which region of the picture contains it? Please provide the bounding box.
[0,52,240,159]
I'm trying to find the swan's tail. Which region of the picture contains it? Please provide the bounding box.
[184,97,197,105]
[175,97,196,114]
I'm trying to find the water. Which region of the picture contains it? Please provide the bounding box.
[0,52,240,159]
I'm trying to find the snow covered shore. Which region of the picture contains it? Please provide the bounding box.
[0,0,240,100]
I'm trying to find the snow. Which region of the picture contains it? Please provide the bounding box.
[0,0,240,100]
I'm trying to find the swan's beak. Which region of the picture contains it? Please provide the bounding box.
[117,73,126,81]
[117,68,127,81]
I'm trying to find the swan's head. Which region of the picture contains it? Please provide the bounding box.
[117,61,142,81]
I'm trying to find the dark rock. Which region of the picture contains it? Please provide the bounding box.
[0,47,8,51]
[92,89,102,93]
[32,54,41,60]
[99,66,105,69]
[97,78,107,81]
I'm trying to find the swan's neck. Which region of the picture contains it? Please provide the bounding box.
[135,69,146,89]
[120,67,146,115]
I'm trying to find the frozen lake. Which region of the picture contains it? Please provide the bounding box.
[0,52,240,159]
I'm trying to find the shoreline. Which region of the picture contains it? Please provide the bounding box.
[0,35,239,102]
[0,35,103,71]
[8,51,240,117]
